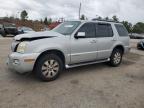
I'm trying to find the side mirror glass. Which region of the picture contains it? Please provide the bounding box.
[75,32,86,39]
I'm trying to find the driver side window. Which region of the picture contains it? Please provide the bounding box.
[77,23,96,38]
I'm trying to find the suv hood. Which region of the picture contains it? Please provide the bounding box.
[15,31,64,41]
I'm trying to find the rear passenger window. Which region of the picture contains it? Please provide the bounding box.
[115,24,128,36]
[96,23,113,37]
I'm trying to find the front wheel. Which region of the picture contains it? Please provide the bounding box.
[109,49,123,67]
[34,54,63,81]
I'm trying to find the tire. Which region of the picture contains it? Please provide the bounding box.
[137,45,141,50]
[137,44,144,50]
[1,32,6,37]
[109,49,123,67]
[34,54,63,81]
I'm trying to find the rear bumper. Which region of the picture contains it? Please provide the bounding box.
[7,52,40,74]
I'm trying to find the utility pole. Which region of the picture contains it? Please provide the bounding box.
[79,2,81,20]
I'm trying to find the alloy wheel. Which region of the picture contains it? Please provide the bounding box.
[41,59,59,78]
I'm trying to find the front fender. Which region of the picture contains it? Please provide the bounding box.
[31,43,70,65]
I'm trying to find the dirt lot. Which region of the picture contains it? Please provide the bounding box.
[0,38,144,108]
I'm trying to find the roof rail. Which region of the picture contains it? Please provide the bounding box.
[92,18,120,23]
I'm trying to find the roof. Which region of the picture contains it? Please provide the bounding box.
[64,19,122,24]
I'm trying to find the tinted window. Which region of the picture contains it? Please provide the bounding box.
[77,23,95,38]
[115,24,128,36]
[96,23,113,37]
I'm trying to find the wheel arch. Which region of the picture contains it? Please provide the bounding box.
[112,45,125,55]
[33,49,66,71]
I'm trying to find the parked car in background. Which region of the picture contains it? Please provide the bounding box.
[7,20,130,81]
[137,40,144,50]
[0,23,18,37]
[18,26,35,34]
[0,24,5,36]
[129,33,144,39]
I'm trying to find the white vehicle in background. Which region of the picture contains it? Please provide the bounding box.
[18,26,35,34]
[129,33,144,39]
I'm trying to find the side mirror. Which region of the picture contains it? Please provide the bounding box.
[75,32,86,39]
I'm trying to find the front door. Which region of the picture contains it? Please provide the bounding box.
[70,23,98,64]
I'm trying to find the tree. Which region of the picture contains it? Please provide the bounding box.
[97,16,102,20]
[133,22,144,33]
[122,21,133,33]
[40,19,43,24]
[105,17,109,21]
[80,14,85,20]
[112,15,119,22]
[20,10,28,20]
[48,18,52,25]
[44,17,48,25]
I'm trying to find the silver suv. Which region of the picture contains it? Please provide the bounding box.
[7,20,130,81]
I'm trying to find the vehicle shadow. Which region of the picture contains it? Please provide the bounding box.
[5,63,108,83]
[5,58,136,83]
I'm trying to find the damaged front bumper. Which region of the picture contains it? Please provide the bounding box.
[7,52,40,74]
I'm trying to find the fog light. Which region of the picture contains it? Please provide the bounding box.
[13,59,20,65]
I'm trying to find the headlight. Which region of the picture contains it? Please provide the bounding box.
[17,42,27,53]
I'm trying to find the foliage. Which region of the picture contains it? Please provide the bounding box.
[133,22,144,33]
[112,15,119,22]
[104,17,109,21]
[80,14,85,20]
[122,21,133,33]
[48,18,52,25]
[44,17,48,25]
[44,17,52,25]
[97,16,102,20]
[20,10,28,20]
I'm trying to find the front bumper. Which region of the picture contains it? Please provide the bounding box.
[7,52,40,74]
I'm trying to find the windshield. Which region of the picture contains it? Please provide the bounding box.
[53,21,81,35]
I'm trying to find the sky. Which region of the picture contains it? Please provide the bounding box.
[0,0,144,24]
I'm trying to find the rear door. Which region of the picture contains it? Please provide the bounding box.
[95,23,115,60]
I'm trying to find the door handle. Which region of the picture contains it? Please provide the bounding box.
[111,39,117,41]
[90,40,97,43]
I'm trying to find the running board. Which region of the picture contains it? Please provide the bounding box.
[66,58,110,69]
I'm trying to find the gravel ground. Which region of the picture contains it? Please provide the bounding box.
[0,39,144,108]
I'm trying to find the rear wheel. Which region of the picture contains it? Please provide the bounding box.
[34,54,63,81]
[109,49,123,67]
